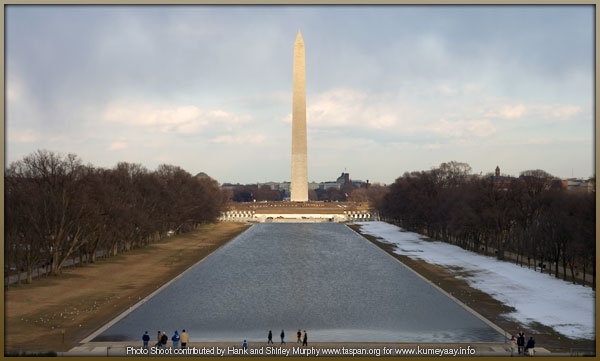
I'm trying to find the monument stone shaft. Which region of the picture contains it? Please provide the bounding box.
[291,30,308,202]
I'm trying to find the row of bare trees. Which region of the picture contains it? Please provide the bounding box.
[376,161,595,288]
[226,183,387,203]
[5,150,226,284]
[227,185,284,202]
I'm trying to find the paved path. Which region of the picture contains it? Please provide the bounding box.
[5,250,106,285]
[62,341,552,357]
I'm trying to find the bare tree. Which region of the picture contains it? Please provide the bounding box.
[5,150,226,283]
[376,161,595,286]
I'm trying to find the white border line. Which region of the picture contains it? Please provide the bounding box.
[80,223,254,344]
[346,222,508,340]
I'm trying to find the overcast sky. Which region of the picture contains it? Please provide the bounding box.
[5,5,595,184]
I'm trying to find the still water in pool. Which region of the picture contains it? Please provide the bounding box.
[95,223,504,342]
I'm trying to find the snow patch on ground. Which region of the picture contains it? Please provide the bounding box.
[357,221,595,340]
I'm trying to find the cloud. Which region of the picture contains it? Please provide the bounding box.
[286,86,522,140]
[467,119,497,137]
[498,104,526,119]
[436,84,457,96]
[484,102,581,121]
[431,118,496,138]
[542,105,581,120]
[103,103,252,134]
[463,83,483,94]
[8,129,39,143]
[211,135,267,145]
[526,137,552,145]
[299,88,404,130]
[306,88,369,127]
[6,85,19,102]
[525,136,585,145]
[155,155,172,162]
[109,141,128,150]
[483,104,526,119]
[282,85,584,150]
[6,73,26,104]
[424,143,442,150]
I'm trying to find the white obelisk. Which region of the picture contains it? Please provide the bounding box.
[291,30,308,202]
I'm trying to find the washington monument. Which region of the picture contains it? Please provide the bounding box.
[291,30,308,202]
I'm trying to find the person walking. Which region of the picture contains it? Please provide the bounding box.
[297,330,302,344]
[509,335,517,357]
[517,331,525,355]
[268,330,273,344]
[172,330,180,349]
[525,336,535,356]
[280,330,286,344]
[142,331,150,349]
[180,329,189,349]
[302,330,308,347]
[242,340,248,350]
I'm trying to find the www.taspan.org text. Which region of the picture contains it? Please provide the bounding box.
[127,345,476,356]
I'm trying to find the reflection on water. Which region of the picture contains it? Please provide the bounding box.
[95,224,504,342]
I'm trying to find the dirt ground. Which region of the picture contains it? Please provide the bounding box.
[4,222,250,354]
[347,224,595,355]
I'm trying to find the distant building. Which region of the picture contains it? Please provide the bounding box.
[489,166,512,190]
[351,180,364,188]
[334,172,365,188]
[261,182,282,191]
[564,178,595,193]
[223,171,371,199]
[308,182,320,190]
[321,181,341,190]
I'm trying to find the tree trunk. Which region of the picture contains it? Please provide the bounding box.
[497,238,505,261]
[90,241,99,263]
[519,251,523,267]
[569,263,576,284]
[51,248,60,275]
[26,265,33,284]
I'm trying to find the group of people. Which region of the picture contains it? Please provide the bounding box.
[509,331,536,356]
[142,330,190,349]
[266,329,308,346]
[142,329,309,350]
[242,329,308,350]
